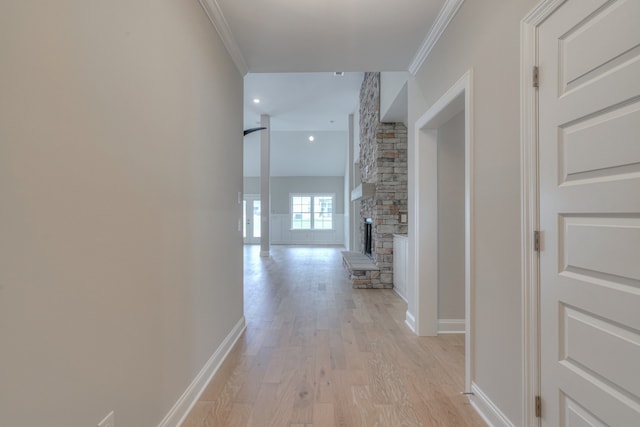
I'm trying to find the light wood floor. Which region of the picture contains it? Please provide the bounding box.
[181,246,486,427]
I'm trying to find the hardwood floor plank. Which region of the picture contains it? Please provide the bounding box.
[313,403,335,427]
[351,385,380,426]
[222,403,252,427]
[328,327,347,370]
[233,346,272,404]
[182,246,486,427]
[263,346,298,384]
[315,301,329,330]
[247,383,280,427]
[313,330,335,403]
[289,345,316,425]
[330,371,358,427]
[180,401,213,427]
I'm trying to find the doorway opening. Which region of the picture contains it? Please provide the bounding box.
[243,195,261,245]
[437,111,466,334]
[410,70,474,393]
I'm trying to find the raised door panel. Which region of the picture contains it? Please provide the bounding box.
[538,1,640,425]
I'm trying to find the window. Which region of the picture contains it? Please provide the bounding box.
[291,194,334,230]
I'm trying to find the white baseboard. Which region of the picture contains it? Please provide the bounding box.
[405,310,416,333]
[158,316,246,427]
[468,382,515,427]
[393,288,408,303]
[437,318,465,334]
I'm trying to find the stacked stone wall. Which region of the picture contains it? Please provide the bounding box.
[358,72,408,288]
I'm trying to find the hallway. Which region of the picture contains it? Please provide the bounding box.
[182,246,485,426]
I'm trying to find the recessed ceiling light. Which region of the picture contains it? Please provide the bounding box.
[253,98,260,104]
[308,136,315,142]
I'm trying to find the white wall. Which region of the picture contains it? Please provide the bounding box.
[0,2,243,426]
[353,106,362,163]
[243,131,348,177]
[352,98,362,251]
[244,176,345,245]
[437,111,465,320]
[270,214,345,245]
[380,72,410,124]
[245,175,346,211]
[270,176,345,245]
[270,177,345,214]
[244,177,260,195]
[344,114,355,249]
[407,0,538,423]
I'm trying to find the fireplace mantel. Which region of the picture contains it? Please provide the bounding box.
[350,182,376,201]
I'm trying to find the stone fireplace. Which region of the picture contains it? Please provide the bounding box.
[363,218,373,256]
[344,72,408,289]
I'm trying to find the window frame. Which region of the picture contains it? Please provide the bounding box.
[289,193,335,231]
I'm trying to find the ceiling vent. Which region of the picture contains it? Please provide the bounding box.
[334,72,344,77]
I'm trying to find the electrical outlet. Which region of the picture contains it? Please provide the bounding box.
[98,411,114,427]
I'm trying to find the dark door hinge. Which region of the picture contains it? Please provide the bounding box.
[533,66,539,88]
[535,395,542,418]
[534,230,541,252]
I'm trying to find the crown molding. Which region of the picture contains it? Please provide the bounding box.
[408,0,465,76]
[198,0,249,76]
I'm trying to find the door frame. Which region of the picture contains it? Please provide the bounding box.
[521,1,565,426]
[411,69,474,393]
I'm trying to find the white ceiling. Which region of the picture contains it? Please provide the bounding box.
[223,0,448,177]
[244,72,363,132]
[244,131,348,177]
[243,72,362,177]
[216,0,446,73]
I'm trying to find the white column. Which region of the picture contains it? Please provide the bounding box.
[348,114,356,251]
[260,114,270,257]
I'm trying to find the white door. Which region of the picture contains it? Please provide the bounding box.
[538,0,640,425]
[243,196,261,244]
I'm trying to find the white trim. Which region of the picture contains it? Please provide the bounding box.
[437,319,465,334]
[405,310,416,333]
[520,2,564,427]
[463,72,475,395]
[197,0,249,76]
[394,288,408,303]
[408,0,465,75]
[411,69,474,393]
[468,382,516,427]
[158,317,246,427]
